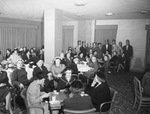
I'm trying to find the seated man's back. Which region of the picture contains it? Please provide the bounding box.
[64,94,94,110]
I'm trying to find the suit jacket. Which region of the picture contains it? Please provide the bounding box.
[64,57,72,68]
[70,63,79,74]
[102,44,112,55]
[64,94,94,110]
[90,82,111,112]
[122,45,133,59]
[80,46,87,57]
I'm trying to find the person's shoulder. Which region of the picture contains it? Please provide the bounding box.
[34,66,39,69]
[2,70,7,74]
[42,65,47,69]
[13,68,19,72]
[130,45,133,48]
[28,81,37,90]
[144,72,150,78]
[82,95,91,99]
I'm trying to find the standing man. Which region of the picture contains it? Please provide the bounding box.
[76,40,82,55]
[123,39,133,72]
[80,41,87,58]
[97,43,103,61]
[112,39,119,55]
[102,39,112,55]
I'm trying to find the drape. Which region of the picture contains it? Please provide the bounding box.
[145,26,150,69]
[95,25,118,44]
[0,26,40,56]
[62,26,74,52]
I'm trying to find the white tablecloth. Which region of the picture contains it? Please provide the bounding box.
[77,64,92,72]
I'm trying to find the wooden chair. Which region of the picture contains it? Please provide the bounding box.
[20,88,45,114]
[133,77,150,113]
[64,108,96,114]
[100,87,118,114]
[109,62,118,73]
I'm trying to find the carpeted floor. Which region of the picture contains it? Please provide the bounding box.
[107,71,150,114]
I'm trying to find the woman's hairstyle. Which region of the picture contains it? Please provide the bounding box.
[61,67,72,74]
[71,80,83,93]
[34,72,44,80]
[68,46,72,51]
[17,59,24,65]
[96,70,106,80]
[53,56,61,65]
[6,48,11,52]
[104,54,109,60]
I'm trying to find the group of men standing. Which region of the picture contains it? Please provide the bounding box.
[75,39,133,72]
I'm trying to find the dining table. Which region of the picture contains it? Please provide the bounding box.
[77,63,92,73]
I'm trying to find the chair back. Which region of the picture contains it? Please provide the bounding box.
[133,77,142,113]
[109,87,116,100]
[64,108,96,114]
[100,87,117,114]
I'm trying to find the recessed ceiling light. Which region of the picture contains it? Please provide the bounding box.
[74,1,86,6]
[76,14,84,17]
[140,11,149,14]
[105,13,114,16]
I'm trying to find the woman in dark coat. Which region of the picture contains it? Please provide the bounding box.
[33,59,54,92]
[57,68,76,92]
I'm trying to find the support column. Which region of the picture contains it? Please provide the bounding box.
[44,8,62,65]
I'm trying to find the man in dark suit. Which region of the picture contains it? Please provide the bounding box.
[123,39,133,72]
[89,70,111,112]
[80,41,87,58]
[102,39,112,55]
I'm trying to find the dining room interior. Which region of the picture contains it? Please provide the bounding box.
[0,0,150,114]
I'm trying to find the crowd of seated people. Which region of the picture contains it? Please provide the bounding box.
[0,38,133,114]
[0,46,45,113]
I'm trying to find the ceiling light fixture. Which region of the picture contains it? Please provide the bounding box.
[140,11,150,14]
[77,14,84,17]
[75,1,86,6]
[105,13,114,16]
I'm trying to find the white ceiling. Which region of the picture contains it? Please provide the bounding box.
[0,0,150,21]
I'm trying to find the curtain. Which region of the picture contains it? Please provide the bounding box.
[95,25,118,44]
[145,25,150,70]
[62,26,74,52]
[0,26,40,56]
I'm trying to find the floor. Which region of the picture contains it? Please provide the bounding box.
[106,71,150,114]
